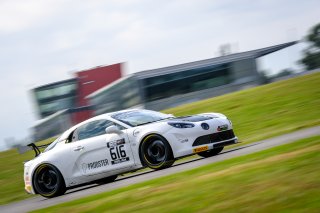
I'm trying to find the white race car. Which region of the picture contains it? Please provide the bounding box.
[23,109,238,197]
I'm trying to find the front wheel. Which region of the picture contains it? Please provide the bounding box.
[33,164,66,198]
[198,147,224,158]
[140,135,175,170]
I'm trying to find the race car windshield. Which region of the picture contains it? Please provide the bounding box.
[112,110,173,127]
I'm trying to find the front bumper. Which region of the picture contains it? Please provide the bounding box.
[173,135,238,158]
[166,117,237,158]
[192,137,238,154]
[25,185,33,194]
[192,129,236,146]
[24,165,35,194]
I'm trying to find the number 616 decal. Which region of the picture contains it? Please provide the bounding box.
[107,139,130,165]
[110,145,126,160]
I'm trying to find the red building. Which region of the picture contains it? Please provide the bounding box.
[76,63,122,107]
[32,63,123,141]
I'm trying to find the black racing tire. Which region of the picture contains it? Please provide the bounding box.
[139,134,175,170]
[198,147,224,158]
[96,175,118,185]
[33,164,66,198]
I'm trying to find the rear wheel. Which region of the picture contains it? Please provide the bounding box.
[198,147,224,158]
[33,164,66,198]
[140,135,175,170]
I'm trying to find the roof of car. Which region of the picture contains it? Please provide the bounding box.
[60,109,142,138]
[59,108,158,141]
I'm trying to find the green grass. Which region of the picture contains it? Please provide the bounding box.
[0,72,319,206]
[33,135,320,212]
[0,137,55,205]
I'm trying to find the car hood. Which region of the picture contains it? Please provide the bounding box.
[168,115,213,122]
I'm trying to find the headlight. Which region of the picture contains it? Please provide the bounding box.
[168,122,195,128]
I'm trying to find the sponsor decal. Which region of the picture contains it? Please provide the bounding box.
[111,157,130,165]
[82,163,87,174]
[82,159,109,174]
[107,138,125,148]
[193,146,208,153]
[217,124,228,131]
[179,138,189,143]
[107,139,129,165]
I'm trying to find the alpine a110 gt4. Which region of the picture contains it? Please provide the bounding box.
[22,109,238,197]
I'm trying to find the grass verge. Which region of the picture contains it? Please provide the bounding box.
[0,137,55,205]
[33,135,320,212]
[0,72,319,205]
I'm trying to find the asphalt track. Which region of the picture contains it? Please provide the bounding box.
[1,126,320,213]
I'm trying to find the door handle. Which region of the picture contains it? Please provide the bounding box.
[73,146,84,151]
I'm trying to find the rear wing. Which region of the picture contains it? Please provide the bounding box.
[17,143,51,157]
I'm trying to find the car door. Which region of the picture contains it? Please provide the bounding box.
[70,119,135,178]
[104,127,136,171]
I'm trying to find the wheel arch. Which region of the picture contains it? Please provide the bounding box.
[138,133,174,166]
[31,162,66,194]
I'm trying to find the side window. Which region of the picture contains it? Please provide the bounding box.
[65,129,77,143]
[70,129,78,142]
[77,120,113,141]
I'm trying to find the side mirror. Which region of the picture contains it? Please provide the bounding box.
[105,125,122,135]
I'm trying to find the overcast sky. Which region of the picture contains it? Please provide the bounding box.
[0,0,319,150]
